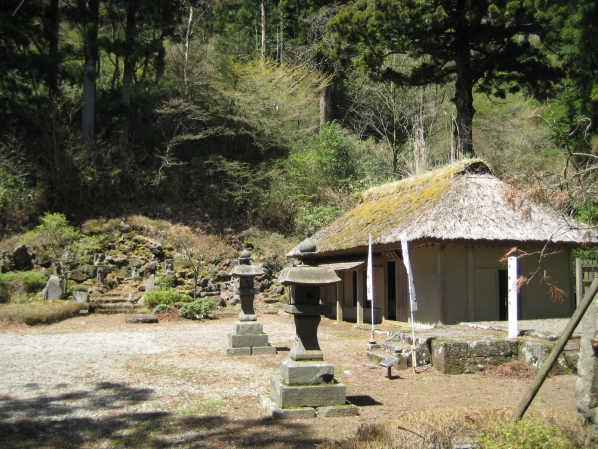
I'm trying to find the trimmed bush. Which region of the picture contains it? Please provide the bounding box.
[179,299,217,319]
[153,304,169,314]
[0,271,47,292]
[143,290,192,308]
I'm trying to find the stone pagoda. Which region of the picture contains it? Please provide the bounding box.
[262,238,359,418]
[225,249,276,356]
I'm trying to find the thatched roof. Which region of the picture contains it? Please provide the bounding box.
[288,160,598,257]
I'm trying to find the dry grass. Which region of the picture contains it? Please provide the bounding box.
[317,407,594,449]
[0,300,88,325]
[481,361,537,379]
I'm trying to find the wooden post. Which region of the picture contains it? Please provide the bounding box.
[336,281,343,323]
[356,271,364,325]
[510,277,598,422]
[576,257,583,307]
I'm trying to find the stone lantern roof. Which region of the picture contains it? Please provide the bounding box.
[278,238,340,286]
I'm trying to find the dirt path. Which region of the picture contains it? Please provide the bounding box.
[0,312,578,448]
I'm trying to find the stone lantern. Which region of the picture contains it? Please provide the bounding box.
[225,249,276,356]
[262,238,359,418]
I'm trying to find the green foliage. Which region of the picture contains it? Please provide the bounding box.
[156,276,177,290]
[329,0,558,157]
[179,299,217,319]
[0,271,48,293]
[143,290,192,308]
[153,303,169,315]
[476,419,581,449]
[573,202,598,260]
[0,300,88,325]
[22,213,81,259]
[295,203,344,238]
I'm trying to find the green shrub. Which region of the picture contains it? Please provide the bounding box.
[179,299,217,319]
[0,271,48,292]
[153,303,169,314]
[156,276,176,290]
[476,419,581,449]
[0,300,87,325]
[21,212,81,259]
[143,290,192,308]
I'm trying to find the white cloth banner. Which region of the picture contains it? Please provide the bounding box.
[366,234,373,303]
[400,232,418,312]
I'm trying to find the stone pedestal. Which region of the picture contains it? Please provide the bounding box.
[262,238,358,418]
[225,250,275,357]
[264,361,358,418]
[225,321,276,356]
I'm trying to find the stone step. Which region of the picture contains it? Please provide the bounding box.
[94,303,145,314]
[94,306,145,314]
[90,297,130,304]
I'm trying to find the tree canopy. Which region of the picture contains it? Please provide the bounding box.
[329,0,559,159]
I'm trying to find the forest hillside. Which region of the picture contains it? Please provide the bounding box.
[0,0,596,252]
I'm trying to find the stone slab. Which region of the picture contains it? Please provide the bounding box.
[228,333,269,348]
[42,275,63,300]
[261,395,316,419]
[233,321,263,335]
[225,347,252,356]
[270,376,346,408]
[252,346,277,355]
[280,359,334,385]
[317,404,359,417]
[125,314,159,323]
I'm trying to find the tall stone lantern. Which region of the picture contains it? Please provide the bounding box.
[262,238,359,418]
[225,249,276,356]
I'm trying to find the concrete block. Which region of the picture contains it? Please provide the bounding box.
[261,395,316,419]
[252,345,277,355]
[225,347,252,356]
[317,404,359,417]
[228,333,268,348]
[233,321,263,335]
[431,340,469,374]
[280,359,335,385]
[270,376,346,408]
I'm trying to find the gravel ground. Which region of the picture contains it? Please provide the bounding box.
[0,311,581,449]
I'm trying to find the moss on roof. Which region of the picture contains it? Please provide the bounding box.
[315,160,490,252]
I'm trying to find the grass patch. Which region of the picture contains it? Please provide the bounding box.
[335,332,361,339]
[320,407,594,449]
[0,300,87,325]
[178,397,226,416]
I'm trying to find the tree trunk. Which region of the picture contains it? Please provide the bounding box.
[120,1,137,149]
[183,5,193,84]
[48,0,60,94]
[452,43,475,160]
[82,0,99,142]
[319,85,331,128]
[261,0,266,61]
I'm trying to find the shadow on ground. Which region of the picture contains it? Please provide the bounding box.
[0,383,319,448]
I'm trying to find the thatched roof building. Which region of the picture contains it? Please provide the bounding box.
[287,160,597,325]
[289,160,597,258]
